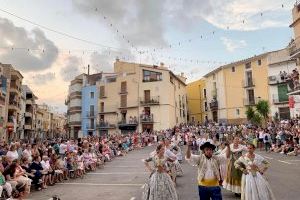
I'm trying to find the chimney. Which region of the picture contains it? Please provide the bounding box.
[87,64,90,75]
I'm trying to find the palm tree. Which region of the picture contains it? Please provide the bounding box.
[256,100,270,125]
[246,106,255,121]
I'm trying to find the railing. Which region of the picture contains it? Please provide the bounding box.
[140,114,154,123]
[86,124,95,130]
[268,75,288,85]
[242,79,255,88]
[209,100,218,110]
[140,96,160,105]
[211,89,217,98]
[99,93,107,98]
[97,122,116,129]
[272,94,289,104]
[118,119,138,125]
[86,111,95,118]
[243,97,260,106]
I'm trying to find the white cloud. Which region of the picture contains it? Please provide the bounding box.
[221,37,247,52]
[167,0,294,31]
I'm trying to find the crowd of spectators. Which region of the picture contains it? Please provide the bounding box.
[0,134,151,199]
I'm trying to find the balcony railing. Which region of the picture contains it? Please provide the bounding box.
[209,100,218,110]
[97,122,116,129]
[99,93,107,99]
[140,96,160,106]
[242,79,255,88]
[86,111,95,118]
[140,114,154,123]
[86,124,95,130]
[118,119,138,125]
[268,75,289,85]
[272,94,289,104]
[243,97,260,106]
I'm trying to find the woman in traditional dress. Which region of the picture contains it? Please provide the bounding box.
[223,137,247,196]
[234,143,275,200]
[142,144,178,200]
[215,142,228,182]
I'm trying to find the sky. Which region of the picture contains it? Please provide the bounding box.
[0,0,297,112]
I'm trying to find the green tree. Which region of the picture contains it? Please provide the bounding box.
[255,100,270,125]
[246,106,255,121]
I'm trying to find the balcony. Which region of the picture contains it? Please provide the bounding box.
[118,118,138,130]
[10,83,21,94]
[25,112,32,118]
[97,122,116,129]
[140,96,160,106]
[209,100,218,111]
[288,38,300,58]
[86,124,95,130]
[243,97,260,106]
[24,125,32,130]
[272,94,289,105]
[26,99,33,104]
[99,93,107,99]
[86,111,95,118]
[268,75,291,85]
[119,101,138,109]
[8,101,20,111]
[140,114,154,123]
[242,79,255,88]
[119,89,128,95]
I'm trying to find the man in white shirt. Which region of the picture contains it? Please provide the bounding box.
[186,141,229,200]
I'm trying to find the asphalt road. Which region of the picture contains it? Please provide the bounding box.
[29,146,300,200]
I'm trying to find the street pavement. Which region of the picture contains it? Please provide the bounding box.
[29,146,300,200]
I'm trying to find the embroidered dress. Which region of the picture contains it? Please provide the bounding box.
[234,154,275,200]
[142,155,178,200]
[223,144,246,193]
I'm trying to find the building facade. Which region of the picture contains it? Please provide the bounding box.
[97,60,187,135]
[82,85,98,136]
[186,78,208,124]
[204,54,270,124]
[2,64,23,141]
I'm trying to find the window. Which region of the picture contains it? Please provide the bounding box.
[213,74,216,80]
[100,102,104,112]
[247,89,255,104]
[258,59,261,66]
[90,105,94,116]
[236,109,240,116]
[120,95,127,108]
[232,66,235,72]
[245,62,251,69]
[204,102,208,111]
[90,92,94,99]
[178,83,181,89]
[100,86,105,98]
[143,70,162,82]
[203,89,207,98]
[121,81,127,93]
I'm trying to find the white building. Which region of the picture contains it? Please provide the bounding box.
[267,48,297,119]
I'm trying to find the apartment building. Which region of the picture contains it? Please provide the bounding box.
[204,53,269,124]
[66,73,102,138]
[81,73,101,136]
[21,85,38,139]
[0,65,7,139]
[2,64,23,141]
[97,59,187,135]
[186,78,208,123]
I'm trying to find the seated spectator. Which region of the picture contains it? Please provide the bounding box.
[30,155,47,189]
[21,157,42,191]
[0,170,12,198]
[41,156,54,186]
[6,144,19,161]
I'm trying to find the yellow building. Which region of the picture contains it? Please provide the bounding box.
[204,53,270,124]
[97,59,187,135]
[186,78,207,123]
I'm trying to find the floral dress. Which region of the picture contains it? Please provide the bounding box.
[142,155,178,200]
[234,153,275,200]
[223,144,246,193]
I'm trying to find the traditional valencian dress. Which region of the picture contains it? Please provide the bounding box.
[142,155,178,200]
[223,144,247,193]
[234,153,275,200]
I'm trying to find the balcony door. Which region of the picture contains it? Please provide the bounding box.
[90,105,94,116]
[246,71,253,86]
[144,90,150,102]
[247,89,255,104]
